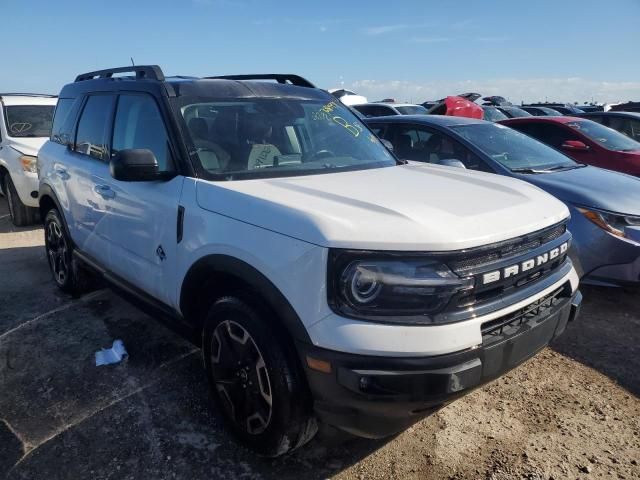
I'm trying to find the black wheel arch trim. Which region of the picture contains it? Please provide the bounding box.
[180,254,311,343]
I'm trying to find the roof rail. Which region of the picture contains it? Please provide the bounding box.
[205,74,316,88]
[0,93,57,98]
[75,65,165,82]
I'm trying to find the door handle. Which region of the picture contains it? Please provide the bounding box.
[94,184,116,199]
[54,167,70,180]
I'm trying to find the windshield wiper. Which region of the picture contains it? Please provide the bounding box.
[510,167,549,174]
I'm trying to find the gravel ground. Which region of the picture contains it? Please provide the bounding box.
[0,200,638,480]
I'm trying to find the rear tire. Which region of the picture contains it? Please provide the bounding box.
[4,175,38,226]
[202,296,317,456]
[44,208,91,295]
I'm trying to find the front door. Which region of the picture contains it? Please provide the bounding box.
[101,93,184,306]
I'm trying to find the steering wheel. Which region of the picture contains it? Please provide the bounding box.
[308,149,335,161]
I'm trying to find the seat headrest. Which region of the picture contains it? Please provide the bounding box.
[189,117,208,140]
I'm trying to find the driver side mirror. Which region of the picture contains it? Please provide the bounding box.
[436,158,467,169]
[110,149,167,182]
[561,140,590,152]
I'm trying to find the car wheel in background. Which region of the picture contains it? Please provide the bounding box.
[202,296,317,457]
[4,175,38,226]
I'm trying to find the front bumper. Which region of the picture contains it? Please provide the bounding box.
[299,287,582,438]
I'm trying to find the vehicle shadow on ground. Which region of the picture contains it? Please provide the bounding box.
[0,200,41,235]
[551,285,640,396]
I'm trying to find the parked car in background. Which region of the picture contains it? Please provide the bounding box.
[521,106,563,116]
[501,116,640,176]
[365,115,640,287]
[0,93,57,225]
[353,102,428,117]
[523,103,585,115]
[481,106,509,122]
[610,101,640,113]
[578,111,640,142]
[495,105,533,118]
[576,104,604,113]
[328,88,368,106]
[38,65,582,456]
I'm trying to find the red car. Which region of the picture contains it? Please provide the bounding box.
[500,116,640,176]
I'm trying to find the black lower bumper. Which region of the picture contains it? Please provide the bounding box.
[299,288,582,439]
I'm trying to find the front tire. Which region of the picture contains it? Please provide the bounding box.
[4,175,38,226]
[44,209,90,295]
[203,296,317,456]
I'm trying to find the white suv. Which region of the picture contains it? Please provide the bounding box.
[37,66,582,456]
[0,93,57,225]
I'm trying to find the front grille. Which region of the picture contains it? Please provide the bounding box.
[449,222,567,274]
[481,285,566,337]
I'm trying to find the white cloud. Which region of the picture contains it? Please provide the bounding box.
[348,78,640,104]
[362,24,410,35]
[409,36,452,44]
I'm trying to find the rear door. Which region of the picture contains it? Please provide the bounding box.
[65,94,116,264]
[100,92,184,306]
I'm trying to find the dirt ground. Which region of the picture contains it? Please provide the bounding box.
[0,200,638,480]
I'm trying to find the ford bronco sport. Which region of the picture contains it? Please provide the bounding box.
[38,66,582,456]
[0,93,57,225]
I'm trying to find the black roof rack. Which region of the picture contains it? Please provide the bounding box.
[205,74,315,88]
[0,93,57,98]
[75,65,165,82]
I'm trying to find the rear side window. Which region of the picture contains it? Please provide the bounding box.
[74,95,114,160]
[51,98,77,145]
[111,94,174,172]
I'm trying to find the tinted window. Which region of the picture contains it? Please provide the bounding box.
[75,95,114,160]
[112,94,174,171]
[482,107,508,122]
[395,105,428,115]
[4,105,54,137]
[51,98,75,145]
[608,117,640,141]
[387,124,491,171]
[511,123,577,149]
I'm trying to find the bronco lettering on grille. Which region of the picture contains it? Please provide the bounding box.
[481,242,568,286]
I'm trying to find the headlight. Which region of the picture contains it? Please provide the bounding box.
[328,250,474,324]
[19,155,38,173]
[577,207,640,241]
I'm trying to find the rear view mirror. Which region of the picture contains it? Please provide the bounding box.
[380,139,394,152]
[436,158,467,169]
[561,140,590,152]
[110,149,164,182]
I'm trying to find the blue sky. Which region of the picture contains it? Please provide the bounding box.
[3,0,639,103]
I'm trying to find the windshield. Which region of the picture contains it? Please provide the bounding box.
[482,107,508,122]
[501,106,532,118]
[453,123,577,172]
[177,97,396,180]
[566,120,640,152]
[4,105,54,137]
[396,105,429,115]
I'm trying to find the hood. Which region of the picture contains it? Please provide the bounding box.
[196,163,568,251]
[6,137,49,156]
[516,165,640,215]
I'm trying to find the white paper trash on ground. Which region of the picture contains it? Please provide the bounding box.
[95,340,128,366]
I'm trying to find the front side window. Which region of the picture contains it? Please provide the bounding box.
[454,123,577,172]
[512,123,577,149]
[51,98,76,145]
[74,95,114,160]
[4,105,54,138]
[566,120,640,151]
[112,94,174,171]
[177,97,396,180]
